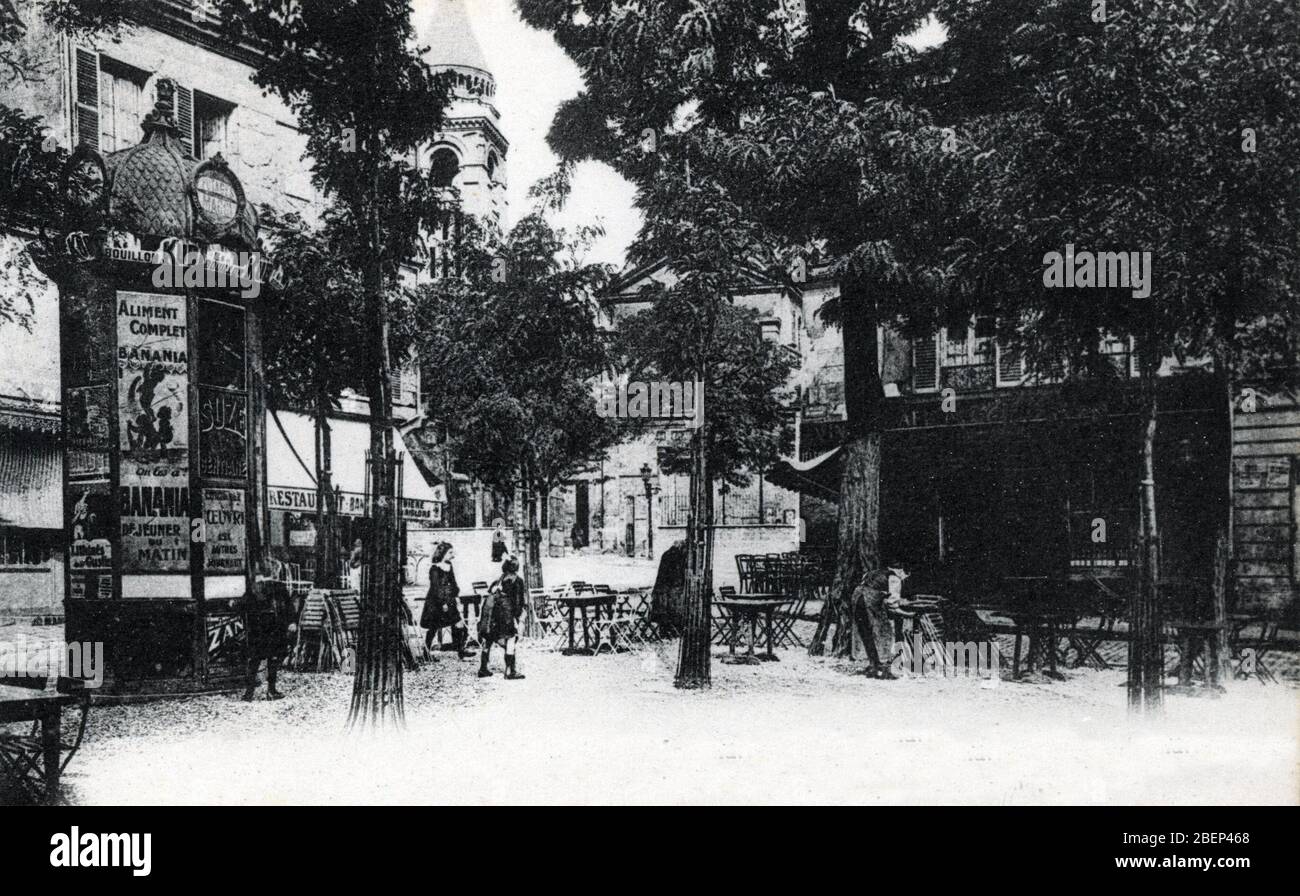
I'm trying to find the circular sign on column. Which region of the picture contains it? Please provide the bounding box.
[61,145,108,230]
[192,159,244,235]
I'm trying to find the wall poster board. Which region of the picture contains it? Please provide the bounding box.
[117,291,192,575]
[203,488,247,574]
[66,482,113,600]
[117,291,188,455]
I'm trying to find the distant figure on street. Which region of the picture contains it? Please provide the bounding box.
[243,563,296,701]
[478,556,527,679]
[421,542,473,659]
[490,527,508,562]
[650,539,687,633]
[348,538,363,591]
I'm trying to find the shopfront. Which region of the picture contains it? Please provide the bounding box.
[266,410,443,587]
[0,405,63,616]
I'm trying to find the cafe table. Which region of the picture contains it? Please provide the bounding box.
[0,685,77,803]
[1000,576,1070,680]
[555,593,618,655]
[458,593,484,650]
[715,595,790,664]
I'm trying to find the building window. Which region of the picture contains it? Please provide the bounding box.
[98,56,150,153]
[429,147,459,188]
[194,91,235,160]
[943,315,994,367]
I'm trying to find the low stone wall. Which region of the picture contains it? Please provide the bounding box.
[406,527,515,590]
[655,524,799,590]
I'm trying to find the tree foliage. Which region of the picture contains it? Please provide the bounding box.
[414,213,619,585]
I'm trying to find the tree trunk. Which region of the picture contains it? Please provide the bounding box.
[1128,361,1163,713]
[313,389,335,588]
[810,275,884,657]
[811,435,881,656]
[674,424,714,689]
[525,483,544,590]
[350,114,403,730]
[1211,346,1234,683]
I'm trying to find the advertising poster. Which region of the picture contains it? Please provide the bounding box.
[203,488,247,574]
[117,291,188,456]
[120,462,191,573]
[67,482,114,600]
[199,388,248,480]
[66,384,112,479]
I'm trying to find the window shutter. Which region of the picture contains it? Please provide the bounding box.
[912,334,939,392]
[74,48,100,151]
[995,338,1025,387]
[227,117,241,160]
[174,84,194,159]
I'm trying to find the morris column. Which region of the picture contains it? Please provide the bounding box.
[38,80,271,696]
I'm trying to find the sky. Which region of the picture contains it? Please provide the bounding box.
[416,1,948,271]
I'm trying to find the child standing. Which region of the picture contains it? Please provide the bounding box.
[477,557,527,679]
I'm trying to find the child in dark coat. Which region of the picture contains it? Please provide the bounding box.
[477,557,527,679]
[421,542,473,660]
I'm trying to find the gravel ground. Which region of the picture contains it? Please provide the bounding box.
[56,639,1298,805]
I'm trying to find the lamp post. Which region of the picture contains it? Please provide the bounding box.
[640,463,656,560]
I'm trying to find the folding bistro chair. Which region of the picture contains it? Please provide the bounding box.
[0,672,90,804]
[528,588,568,650]
[330,591,363,673]
[735,556,756,594]
[1230,612,1281,684]
[712,586,739,646]
[288,591,334,671]
[763,557,807,649]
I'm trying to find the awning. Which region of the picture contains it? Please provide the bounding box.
[0,439,62,529]
[764,447,842,501]
[266,411,443,523]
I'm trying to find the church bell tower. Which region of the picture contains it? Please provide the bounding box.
[418,0,508,278]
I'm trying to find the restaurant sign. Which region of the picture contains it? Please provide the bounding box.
[268,486,441,524]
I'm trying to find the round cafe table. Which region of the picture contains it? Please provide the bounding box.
[555,593,618,655]
[715,595,789,664]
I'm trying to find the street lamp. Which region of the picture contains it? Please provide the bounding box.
[640,463,656,560]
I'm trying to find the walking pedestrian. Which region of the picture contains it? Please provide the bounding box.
[420,542,473,659]
[477,556,527,679]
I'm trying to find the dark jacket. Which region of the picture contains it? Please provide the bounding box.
[479,573,526,644]
[245,577,295,658]
[491,537,508,562]
[420,562,462,630]
[650,540,687,631]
